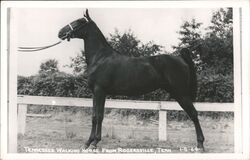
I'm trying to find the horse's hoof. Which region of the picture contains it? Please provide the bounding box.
[196,143,205,153]
[196,147,205,153]
[88,144,97,149]
[80,143,90,150]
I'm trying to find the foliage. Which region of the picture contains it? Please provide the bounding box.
[203,8,233,74]
[173,18,203,55]
[66,52,87,75]
[108,29,163,57]
[39,59,59,77]
[17,76,33,95]
[197,68,233,102]
[198,8,233,102]
[18,59,92,98]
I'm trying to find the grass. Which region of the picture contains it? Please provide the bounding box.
[18,109,234,153]
[27,105,234,121]
[65,131,77,139]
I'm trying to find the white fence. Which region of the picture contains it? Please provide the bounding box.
[17,95,234,141]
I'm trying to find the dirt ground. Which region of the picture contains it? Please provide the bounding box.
[18,111,234,153]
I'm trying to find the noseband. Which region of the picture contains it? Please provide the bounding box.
[68,19,88,32]
[68,23,74,31]
[65,21,88,41]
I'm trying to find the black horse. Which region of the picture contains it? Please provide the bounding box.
[58,10,205,151]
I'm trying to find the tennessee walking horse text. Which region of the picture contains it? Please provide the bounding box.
[58,10,205,151]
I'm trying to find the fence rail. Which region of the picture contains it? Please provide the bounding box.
[17,95,234,141]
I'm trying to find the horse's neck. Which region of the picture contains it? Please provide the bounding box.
[84,23,112,65]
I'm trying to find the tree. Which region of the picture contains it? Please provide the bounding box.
[198,8,233,102]
[108,29,162,57]
[172,19,204,69]
[67,52,87,75]
[208,8,233,39]
[39,59,59,76]
[174,19,203,50]
[203,8,233,74]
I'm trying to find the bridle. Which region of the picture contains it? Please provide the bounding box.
[67,19,88,32]
[68,23,74,31]
[18,19,88,52]
[61,20,88,42]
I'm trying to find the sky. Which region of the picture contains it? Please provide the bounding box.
[12,8,217,76]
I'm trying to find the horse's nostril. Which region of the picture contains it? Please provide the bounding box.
[58,30,65,38]
[58,31,66,40]
[58,32,62,38]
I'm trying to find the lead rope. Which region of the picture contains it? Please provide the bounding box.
[18,41,62,52]
[18,23,74,52]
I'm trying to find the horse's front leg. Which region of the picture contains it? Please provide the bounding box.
[84,95,97,149]
[89,86,106,149]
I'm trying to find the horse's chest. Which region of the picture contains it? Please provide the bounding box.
[87,65,113,88]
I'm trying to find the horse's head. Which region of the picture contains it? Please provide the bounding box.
[58,9,92,41]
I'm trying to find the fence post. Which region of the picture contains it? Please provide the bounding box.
[18,104,27,135]
[158,103,167,141]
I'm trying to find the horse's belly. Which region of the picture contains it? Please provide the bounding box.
[107,84,160,96]
[122,85,160,96]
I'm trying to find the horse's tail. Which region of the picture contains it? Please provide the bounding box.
[180,48,197,102]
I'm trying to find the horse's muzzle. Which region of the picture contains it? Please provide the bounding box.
[58,32,71,41]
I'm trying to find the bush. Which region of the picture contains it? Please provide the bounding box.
[17,76,33,95]
[197,70,233,102]
[18,73,92,98]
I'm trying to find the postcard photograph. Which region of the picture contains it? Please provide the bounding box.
[1,1,249,160]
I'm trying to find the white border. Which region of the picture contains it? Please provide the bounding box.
[7,6,18,154]
[1,1,249,160]
[1,2,9,158]
[241,1,250,158]
[233,7,242,154]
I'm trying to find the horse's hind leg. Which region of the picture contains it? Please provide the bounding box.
[176,96,205,151]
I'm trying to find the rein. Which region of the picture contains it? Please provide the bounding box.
[18,41,62,52]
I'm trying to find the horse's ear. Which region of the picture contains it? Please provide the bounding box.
[84,9,92,21]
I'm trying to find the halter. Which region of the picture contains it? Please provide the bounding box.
[68,23,74,31]
[68,20,88,32]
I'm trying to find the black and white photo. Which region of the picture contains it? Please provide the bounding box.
[1,1,249,160]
